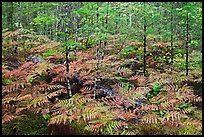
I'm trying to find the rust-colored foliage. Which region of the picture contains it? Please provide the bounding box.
[2,30,202,135]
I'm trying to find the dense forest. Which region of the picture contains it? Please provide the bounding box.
[2,2,202,135]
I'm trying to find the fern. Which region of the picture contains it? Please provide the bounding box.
[2,113,17,124]
[141,113,159,124]
[49,114,70,125]
[161,111,187,125]
[103,121,128,135]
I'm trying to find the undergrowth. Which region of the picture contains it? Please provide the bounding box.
[2,29,202,135]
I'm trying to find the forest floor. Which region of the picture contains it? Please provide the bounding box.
[2,30,202,135]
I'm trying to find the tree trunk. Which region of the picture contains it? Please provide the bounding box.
[186,10,189,76]
[143,3,147,76]
[170,3,174,71]
[14,2,21,54]
[94,4,100,99]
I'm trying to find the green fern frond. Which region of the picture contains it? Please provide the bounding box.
[54,99,73,109]
[27,93,49,109]
[104,121,127,134]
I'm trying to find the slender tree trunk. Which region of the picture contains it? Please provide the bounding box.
[93,4,100,99]
[6,2,14,31]
[65,44,72,97]
[143,4,147,76]
[63,4,72,97]
[170,3,174,71]
[102,3,108,60]
[14,2,21,54]
[186,10,189,76]
[158,4,161,42]
[74,16,78,61]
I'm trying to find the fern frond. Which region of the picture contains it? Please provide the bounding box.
[82,109,99,122]
[2,113,16,124]
[139,104,158,112]
[27,93,49,109]
[102,95,124,109]
[177,84,202,103]
[117,67,133,77]
[104,121,127,135]
[52,74,65,83]
[84,123,103,134]
[184,118,202,131]
[28,41,60,53]
[47,89,67,99]
[34,84,65,93]
[2,82,26,94]
[161,111,187,124]
[141,113,159,124]
[80,85,93,95]
[48,114,70,125]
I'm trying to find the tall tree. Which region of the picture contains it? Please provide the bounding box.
[143,3,147,76]
[14,2,21,54]
[170,2,174,71]
[93,3,100,99]
[186,9,189,76]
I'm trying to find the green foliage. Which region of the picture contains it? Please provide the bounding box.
[147,82,161,99]
[121,46,135,56]
[2,2,202,135]
[2,113,48,135]
[176,124,202,135]
[2,78,13,85]
[33,14,56,27]
[43,49,55,57]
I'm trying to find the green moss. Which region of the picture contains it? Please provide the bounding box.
[193,110,202,120]
[176,124,202,135]
[136,124,166,135]
[69,121,90,135]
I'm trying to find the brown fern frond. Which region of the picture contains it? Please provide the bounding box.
[80,85,93,95]
[52,74,65,83]
[161,111,187,124]
[71,93,94,106]
[102,95,124,109]
[28,41,60,53]
[84,123,103,134]
[161,82,179,92]
[17,93,32,101]
[2,94,18,104]
[47,89,67,99]
[160,100,180,111]
[2,82,26,94]
[141,113,159,124]
[27,93,49,109]
[33,84,65,93]
[177,84,202,103]
[139,104,159,112]
[45,54,63,64]
[82,107,101,122]
[2,113,16,124]
[2,29,21,38]
[48,114,70,125]
[48,64,66,75]
[117,67,133,77]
